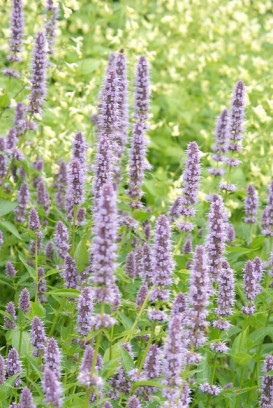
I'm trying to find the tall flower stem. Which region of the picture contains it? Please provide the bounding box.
[34,237,38,303]
[125,291,151,343]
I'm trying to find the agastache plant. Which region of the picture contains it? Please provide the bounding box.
[45,0,58,55]
[244,184,258,224]
[7,0,24,63]
[7,348,21,387]
[42,367,62,408]
[209,109,228,177]
[262,181,273,236]
[260,355,273,408]
[128,56,150,208]
[91,183,119,328]
[14,182,29,222]
[28,32,47,115]
[241,260,257,315]
[220,80,245,193]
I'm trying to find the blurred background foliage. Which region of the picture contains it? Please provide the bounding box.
[0,0,273,215]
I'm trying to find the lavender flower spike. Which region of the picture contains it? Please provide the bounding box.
[55,160,67,210]
[14,182,29,223]
[8,0,24,62]
[29,208,41,231]
[92,183,118,309]
[78,346,102,387]
[38,267,47,303]
[128,396,142,408]
[262,182,273,237]
[20,387,36,408]
[14,102,26,136]
[210,109,228,171]
[28,32,47,115]
[45,0,58,55]
[0,355,5,385]
[63,255,78,290]
[228,80,245,151]
[115,51,128,153]
[260,355,273,408]
[31,316,46,357]
[213,260,234,331]
[37,179,50,215]
[128,121,149,209]
[135,56,150,124]
[244,184,258,224]
[4,301,16,329]
[187,245,210,348]
[65,158,84,219]
[18,288,30,314]
[43,367,62,407]
[55,221,70,259]
[182,141,201,206]
[151,215,174,301]
[6,262,17,278]
[7,348,21,387]
[77,287,93,336]
[92,133,112,209]
[73,132,87,166]
[44,338,61,379]
[241,260,257,315]
[206,194,226,283]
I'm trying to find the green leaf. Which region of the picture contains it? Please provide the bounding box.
[47,288,80,298]
[131,380,166,392]
[19,254,35,279]
[29,301,46,319]
[0,93,10,109]
[11,329,31,357]
[0,200,17,216]
[249,327,273,345]
[118,343,135,373]
[74,235,89,271]
[0,221,21,240]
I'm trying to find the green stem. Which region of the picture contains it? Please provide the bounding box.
[137,323,156,374]
[49,298,66,337]
[125,291,151,343]
[174,233,184,254]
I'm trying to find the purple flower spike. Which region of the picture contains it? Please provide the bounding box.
[37,179,50,215]
[182,141,201,207]
[45,241,54,261]
[152,215,173,294]
[55,160,67,210]
[18,288,30,314]
[73,132,87,165]
[3,68,20,78]
[260,355,273,408]
[8,0,24,62]
[228,80,245,151]
[215,259,234,318]
[4,301,16,329]
[6,128,18,150]
[63,255,78,290]
[0,230,3,247]
[76,208,86,225]
[253,257,263,295]
[128,396,142,408]
[136,284,148,309]
[128,122,150,209]
[92,133,112,209]
[142,243,154,286]
[14,182,29,223]
[242,260,257,315]
[28,32,47,115]
[20,386,36,408]
[45,0,58,55]
[6,262,17,278]
[92,183,119,309]
[206,194,226,283]
[135,56,149,123]
[31,316,46,357]
[187,245,210,348]
[14,102,26,136]
[0,355,5,384]
[0,154,7,182]
[7,348,21,387]
[144,344,161,379]
[103,403,113,408]
[42,367,62,408]
[78,346,102,387]
[212,109,228,156]
[29,208,41,231]
[183,235,192,254]
[171,293,186,317]
[115,52,128,153]
[38,267,47,303]
[125,252,137,279]
[244,184,258,224]
[44,338,61,379]
[226,223,235,243]
[200,383,221,396]
[55,221,70,259]
[262,182,273,237]
[66,158,84,219]
[77,287,93,336]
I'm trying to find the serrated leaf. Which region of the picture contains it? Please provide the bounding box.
[118,343,135,373]
[11,329,31,357]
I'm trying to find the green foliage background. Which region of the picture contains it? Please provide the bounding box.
[1,0,273,206]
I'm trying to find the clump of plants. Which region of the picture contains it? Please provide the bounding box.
[1,1,273,408]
